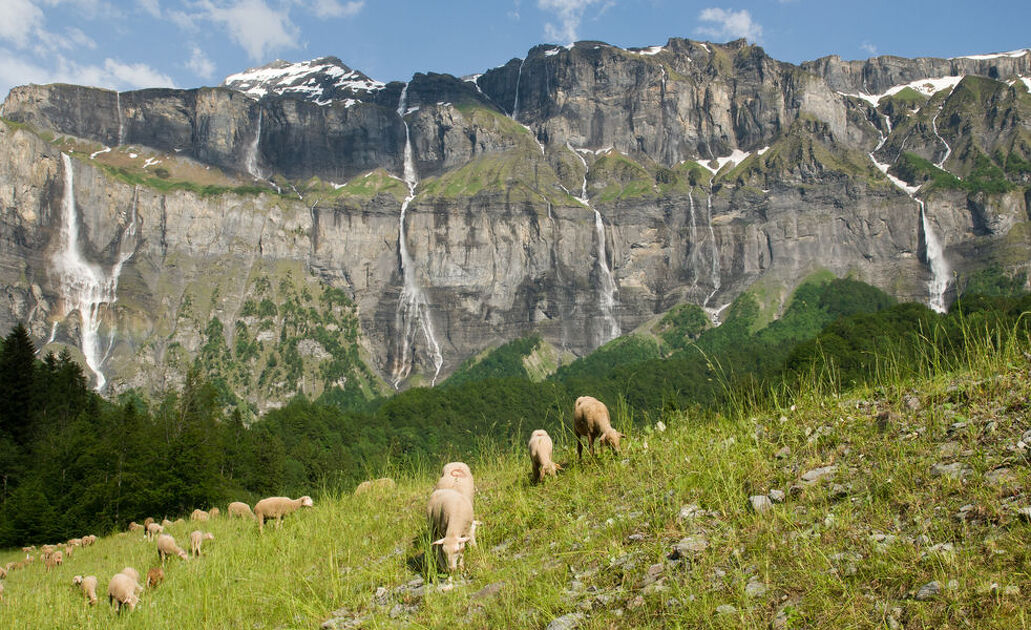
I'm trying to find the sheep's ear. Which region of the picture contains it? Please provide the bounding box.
[431,538,446,546]
[456,536,471,545]
[472,520,483,527]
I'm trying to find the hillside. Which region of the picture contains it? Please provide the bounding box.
[2,324,1029,628]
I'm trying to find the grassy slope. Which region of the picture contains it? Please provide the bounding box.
[3,328,1030,629]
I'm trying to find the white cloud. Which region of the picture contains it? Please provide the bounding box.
[200,0,299,62]
[695,8,763,43]
[0,47,175,97]
[537,0,607,44]
[0,0,46,49]
[860,41,878,56]
[65,26,97,50]
[311,0,363,19]
[140,0,161,17]
[101,58,176,88]
[186,45,216,79]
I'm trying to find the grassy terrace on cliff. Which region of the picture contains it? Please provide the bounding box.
[2,314,1029,628]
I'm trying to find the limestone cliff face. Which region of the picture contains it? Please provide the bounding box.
[1,38,1030,399]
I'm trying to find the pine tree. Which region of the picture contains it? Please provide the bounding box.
[0,322,38,446]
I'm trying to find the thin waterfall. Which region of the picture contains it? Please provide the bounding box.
[703,177,721,307]
[931,107,952,170]
[116,91,124,146]
[512,58,526,120]
[54,154,137,390]
[246,109,263,180]
[687,190,700,293]
[391,83,444,387]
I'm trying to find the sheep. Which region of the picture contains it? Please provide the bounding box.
[161,518,174,529]
[156,534,188,564]
[189,530,214,557]
[173,518,185,527]
[0,581,4,602]
[209,507,220,519]
[228,501,255,519]
[67,538,82,547]
[107,573,140,612]
[190,509,209,522]
[146,522,163,540]
[529,429,562,482]
[434,462,475,506]
[354,477,396,495]
[146,567,164,589]
[44,550,63,571]
[142,517,154,529]
[128,522,142,532]
[72,575,98,606]
[82,534,97,546]
[573,396,625,459]
[0,565,6,579]
[426,488,475,573]
[253,496,314,533]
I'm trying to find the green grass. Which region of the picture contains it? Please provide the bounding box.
[4,316,1030,628]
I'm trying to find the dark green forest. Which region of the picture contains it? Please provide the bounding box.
[2,275,1029,546]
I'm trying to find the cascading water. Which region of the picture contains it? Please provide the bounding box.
[931,107,952,170]
[391,84,444,387]
[868,115,950,312]
[703,178,721,307]
[511,58,526,121]
[245,109,263,180]
[567,144,620,344]
[116,91,124,146]
[55,153,138,390]
[687,191,700,293]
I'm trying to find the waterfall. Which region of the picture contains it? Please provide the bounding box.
[391,84,443,387]
[567,144,620,344]
[931,107,952,170]
[868,115,950,312]
[245,109,263,180]
[687,190,700,293]
[920,201,950,313]
[512,58,526,121]
[55,154,137,390]
[703,179,721,307]
[116,91,124,146]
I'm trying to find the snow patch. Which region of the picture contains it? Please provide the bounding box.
[222,58,385,105]
[630,45,664,56]
[955,48,1030,61]
[90,147,111,160]
[696,149,752,175]
[840,75,965,106]
[142,157,161,169]
[544,47,562,57]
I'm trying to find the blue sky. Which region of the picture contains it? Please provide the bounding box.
[1,0,1028,98]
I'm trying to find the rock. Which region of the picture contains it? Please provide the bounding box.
[904,394,921,411]
[669,534,709,560]
[929,462,970,480]
[768,489,786,503]
[1015,507,1031,522]
[470,582,505,601]
[915,581,941,601]
[984,468,1014,484]
[772,598,800,629]
[545,612,584,630]
[750,495,774,513]
[774,446,791,459]
[655,421,666,432]
[800,466,837,485]
[715,604,737,615]
[745,578,768,598]
[627,533,647,542]
[678,504,703,521]
[937,441,962,457]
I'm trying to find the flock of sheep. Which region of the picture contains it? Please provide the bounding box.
[0,394,622,609]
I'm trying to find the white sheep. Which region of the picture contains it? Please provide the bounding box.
[529,429,562,482]
[573,396,625,459]
[72,575,98,606]
[228,501,255,519]
[426,488,475,573]
[142,517,154,529]
[161,518,174,529]
[82,534,97,546]
[128,522,142,532]
[209,507,220,519]
[146,522,163,540]
[156,534,188,563]
[253,496,314,533]
[189,530,214,557]
[44,550,63,571]
[434,462,475,506]
[190,509,209,521]
[354,477,396,495]
[107,573,140,612]
[120,567,142,588]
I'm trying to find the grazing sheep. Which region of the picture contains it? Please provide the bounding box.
[67,538,82,547]
[156,534,188,563]
[573,396,624,459]
[161,518,173,529]
[142,517,154,529]
[72,575,98,606]
[21,545,35,553]
[190,509,209,522]
[529,429,562,482]
[128,522,142,532]
[44,550,63,571]
[253,496,314,533]
[228,501,255,519]
[146,522,163,540]
[426,488,475,572]
[189,530,214,557]
[0,580,4,602]
[0,565,6,579]
[107,573,140,612]
[354,477,396,495]
[82,534,97,546]
[209,507,220,518]
[434,462,475,507]
[173,518,185,527]
[146,567,164,589]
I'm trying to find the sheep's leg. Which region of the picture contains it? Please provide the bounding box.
[576,438,583,460]
[588,435,596,457]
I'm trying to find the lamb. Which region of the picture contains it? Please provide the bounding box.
[44,550,63,571]
[189,530,214,557]
[434,462,475,506]
[146,522,163,540]
[146,567,164,589]
[573,396,625,459]
[156,534,188,563]
[253,496,314,533]
[190,509,209,521]
[107,573,140,612]
[72,575,98,606]
[426,488,475,572]
[528,429,562,482]
[209,507,220,518]
[228,501,254,519]
[354,477,396,495]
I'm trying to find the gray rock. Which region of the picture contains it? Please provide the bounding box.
[1016,506,1031,522]
[984,468,1014,484]
[915,581,941,601]
[800,466,837,485]
[669,534,709,560]
[768,489,786,503]
[930,462,971,480]
[774,446,791,459]
[745,579,768,598]
[545,612,584,630]
[678,504,703,521]
[715,604,737,615]
[470,582,505,601]
[750,495,774,513]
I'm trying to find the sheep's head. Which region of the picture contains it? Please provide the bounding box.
[204,533,215,541]
[299,496,314,508]
[600,429,625,453]
[72,575,83,586]
[432,536,470,572]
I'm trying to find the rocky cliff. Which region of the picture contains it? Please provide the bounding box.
[1,38,1029,405]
